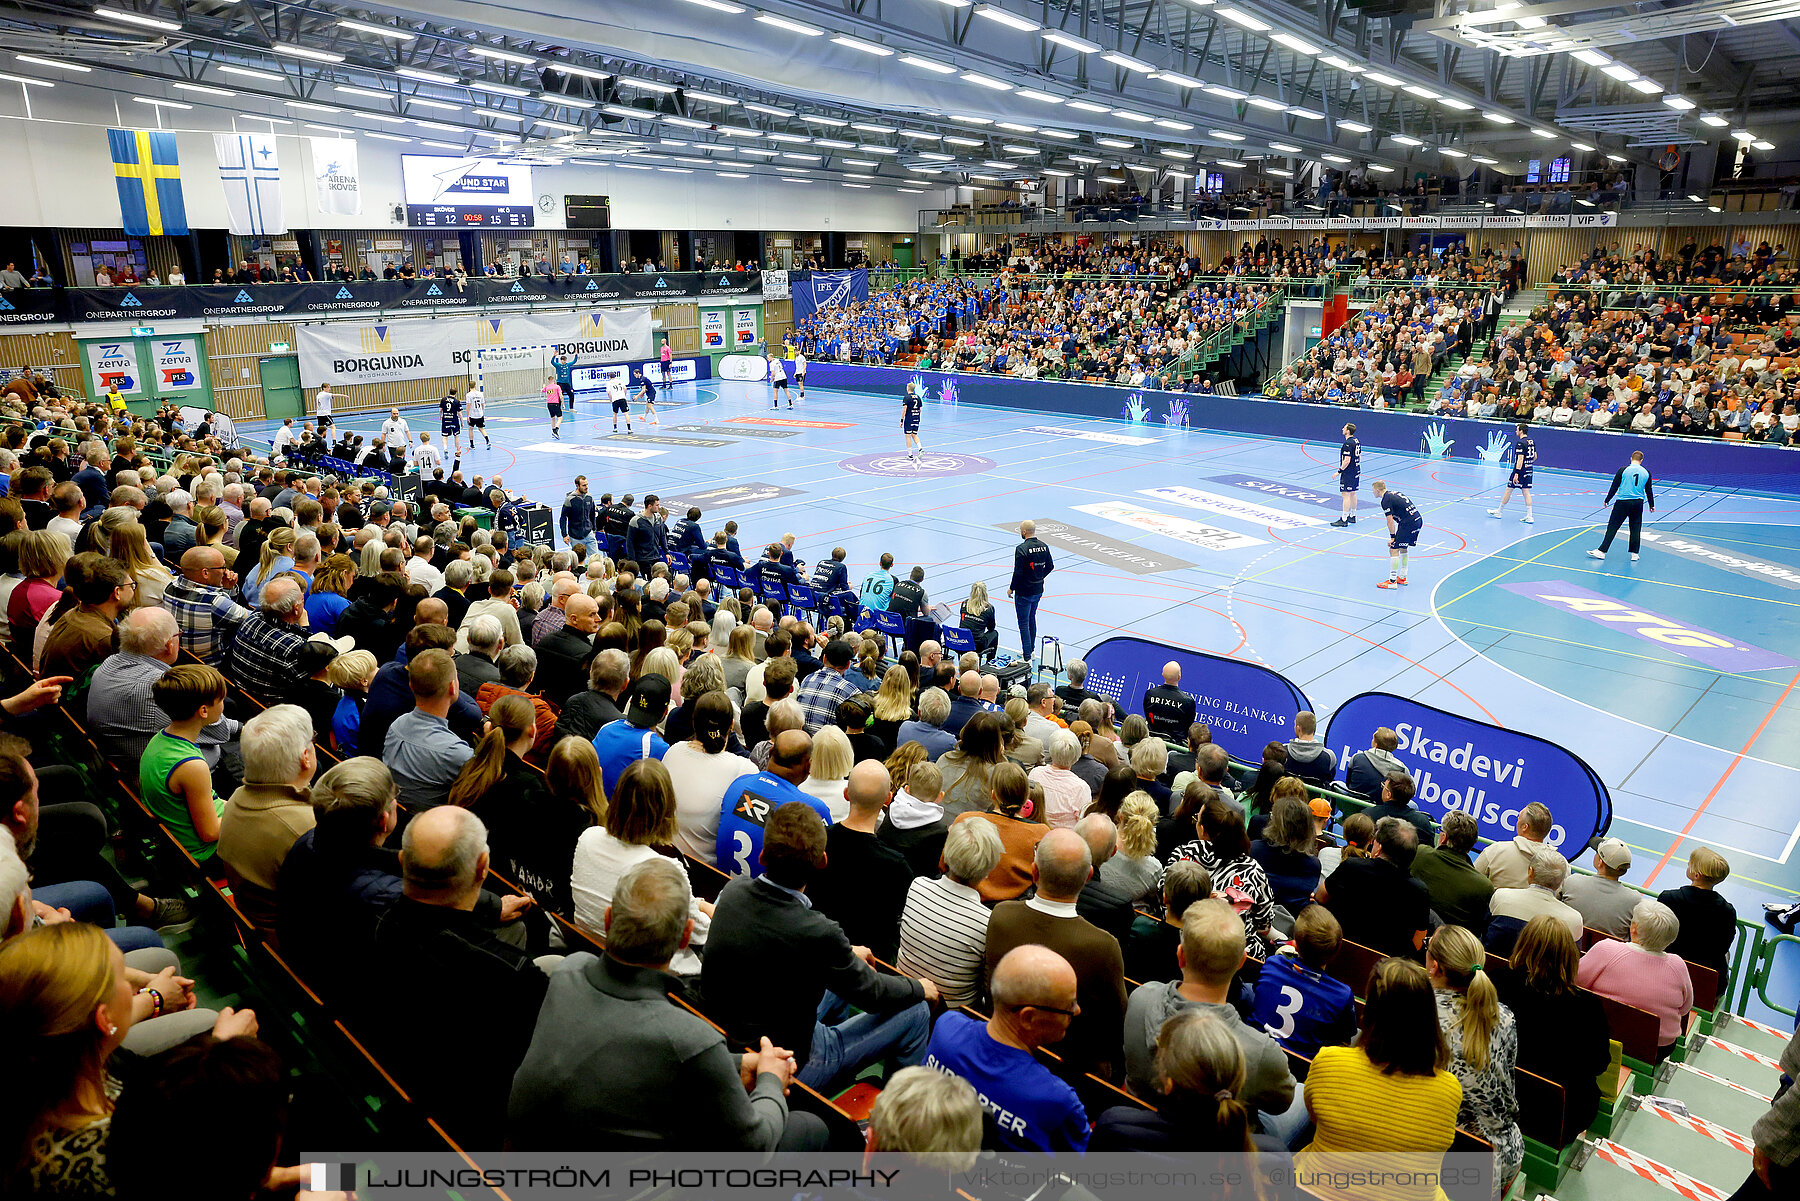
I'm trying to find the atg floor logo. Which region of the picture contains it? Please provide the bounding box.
[839,451,995,478]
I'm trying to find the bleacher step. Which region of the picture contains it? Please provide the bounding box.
[1707,1012,1794,1063]
[1551,1139,1733,1201]
[1683,1034,1786,1092]
[1606,1095,1751,1195]
[1658,1061,1775,1136]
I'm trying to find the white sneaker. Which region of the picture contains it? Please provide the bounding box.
[1521,514,1534,524]
[1487,508,1501,518]
[1630,553,1639,562]
[1587,549,1606,560]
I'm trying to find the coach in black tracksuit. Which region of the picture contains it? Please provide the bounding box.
[1008,520,1055,665]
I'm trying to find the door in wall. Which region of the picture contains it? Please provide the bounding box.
[258,356,304,421]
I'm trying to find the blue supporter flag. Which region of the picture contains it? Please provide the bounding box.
[109,129,189,236]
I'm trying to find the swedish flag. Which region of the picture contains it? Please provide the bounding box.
[109,129,188,236]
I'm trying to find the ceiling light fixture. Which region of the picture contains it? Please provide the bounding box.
[1402,84,1440,98]
[1438,97,1475,110]
[961,71,1014,90]
[1097,137,1134,148]
[831,35,893,56]
[1244,95,1287,110]
[93,6,182,32]
[973,4,1043,31]
[468,46,538,64]
[1271,34,1320,55]
[1014,88,1065,103]
[173,81,236,96]
[741,102,793,117]
[286,100,341,113]
[1661,95,1696,110]
[1482,111,1514,124]
[1042,31,1102,53]
[337,19,414,40]
[1202,84,1246,99]
[1215,7,1271,30]
[1601,63,1638,81]
[1154,118,1194,131]
[1337,119,1372,132]
[754,13,824,36]
[15,54,89,72]
[1363,72,1402,86]
[1321,153,1352,163]
[397,67,458,84]
[272,42,343,63]
[1699,112,1729,127]
[1471,155,1499,164]
[219,65,283,81]
[1391,134,1422,146]
[1320,56,1364,73]
[677,0,748,11]
[1101,52,1156,72]
[1570,141,1595,151]
[901,55,957,74]
[1628,78,1663,94]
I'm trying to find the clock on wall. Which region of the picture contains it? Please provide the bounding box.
[537,194,555,212]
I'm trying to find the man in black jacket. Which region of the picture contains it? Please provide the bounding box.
[702,800,937,1096]
[560,475,599,556]
[1008,519,1054,665]
[624,494,666,567]
[599,491,633,546]
[369,805,543,1145]
[536,594,599,706]
[809,762,912,962]
[552,648,630,743]
[1142,661,1197,741]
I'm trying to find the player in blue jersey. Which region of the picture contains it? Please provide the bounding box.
[1373,479,1423,589]
[901,381,924,460]
[552,350,578,412]
[1487,421,1537,524]
[1248,905,1358,1060]
[438,390,464,459]
[630,367,661,426]
[715,733,832,877]
[1329,422,1361,528]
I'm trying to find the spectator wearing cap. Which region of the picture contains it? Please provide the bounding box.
[791,638,858,734]
[1560,839,1638,939]
[1409,811,1494,935]
[592,673,671,798]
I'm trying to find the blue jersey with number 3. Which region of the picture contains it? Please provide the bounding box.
[1249,952,1358,1059]
[715,771,833,878]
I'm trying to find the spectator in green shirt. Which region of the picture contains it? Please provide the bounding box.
[140,664,229,861]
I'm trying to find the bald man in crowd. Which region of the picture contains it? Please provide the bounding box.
[810,761,912,962]
[922,945,1089,1153]
[944,671,985,736]
[536,593,601,705]
[983,827,1127,1080]
[533,576,581,646]
[1143,661,1197,741]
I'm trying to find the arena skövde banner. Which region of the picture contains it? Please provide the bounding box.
[297,307,654,387]
[1324,692,1613,851]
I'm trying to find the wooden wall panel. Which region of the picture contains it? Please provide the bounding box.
[204,323,292,422]
[0,331,83,396]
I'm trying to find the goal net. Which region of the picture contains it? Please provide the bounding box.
[474,344,554,405]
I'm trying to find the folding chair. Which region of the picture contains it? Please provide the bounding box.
[667,550,691,576]
[711,563,741,590]
[940,625,977,656]
[786,582,819,621]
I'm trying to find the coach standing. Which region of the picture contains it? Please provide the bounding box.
[1589,450,1655,563]
[1008,520,1054,667]
[560,474,598,556]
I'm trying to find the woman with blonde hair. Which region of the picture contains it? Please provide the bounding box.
[241,525,296,606]
[1100,791,1165,904]
[305,552,357,635]
[949,761,1045,902]
[959,580,998,658]
[802,725,856,821]
[639,645,685,711]
[665,651,728,744]
[1427,925,1522,1190]
[883,739,929,793]
[8,529,70,659]
[1493,916,1609,1143]
[193,504,237,568]
[109,522,171,607]
[1002,697,1044,768]
[0,923,256,1196]
[871,664,914,745]
[722,624,757,694]
[664,623,695,667]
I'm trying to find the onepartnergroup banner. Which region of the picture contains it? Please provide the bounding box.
[299,1151,1496,1201]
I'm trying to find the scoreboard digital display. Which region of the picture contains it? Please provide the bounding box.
[401,155,535,228]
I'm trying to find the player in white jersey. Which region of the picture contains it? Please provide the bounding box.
[380,407,412,452]
[791,348,807,400]
[414,431,443,475]
[607,374,632,433]
[466,386,489,448]
[313,382,335,432]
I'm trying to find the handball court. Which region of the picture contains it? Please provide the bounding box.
[244,378,1800,1015]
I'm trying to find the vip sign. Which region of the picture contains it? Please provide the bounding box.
[153,337,203,391]
[85,340,143,394]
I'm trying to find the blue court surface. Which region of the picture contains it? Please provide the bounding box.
[244,377,1800,1010]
